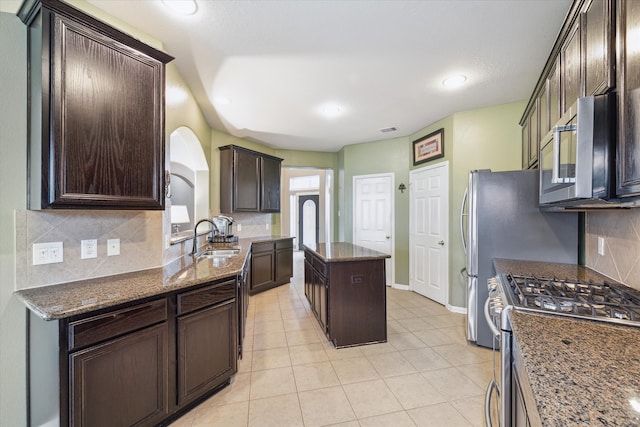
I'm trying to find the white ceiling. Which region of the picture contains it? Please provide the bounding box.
[5,0,572,152]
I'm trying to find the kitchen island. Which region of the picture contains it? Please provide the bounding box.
[303,242,390,348]
[494,259,640,427]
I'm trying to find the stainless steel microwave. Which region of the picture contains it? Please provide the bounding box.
[539,93,616,207]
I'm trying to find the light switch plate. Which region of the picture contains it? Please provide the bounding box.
[107,239,120,256]
[81,239,98,259]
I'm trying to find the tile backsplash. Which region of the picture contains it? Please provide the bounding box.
[14,209,276,290]
[16,210,164,289]
[585,209,640,290]
[230,212,275,238]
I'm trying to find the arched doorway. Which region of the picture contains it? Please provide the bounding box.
[298,195,319,250]
[169,127,209,231]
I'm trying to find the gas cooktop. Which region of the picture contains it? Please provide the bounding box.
[502,274,640,327]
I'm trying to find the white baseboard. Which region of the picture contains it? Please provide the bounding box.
[391,283,409,291]
[446,304,467,314]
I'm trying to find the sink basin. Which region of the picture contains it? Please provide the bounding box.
[197,248,240,258]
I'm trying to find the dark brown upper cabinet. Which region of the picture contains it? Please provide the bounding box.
[520,0,614,171]
[20,0,173,210]
[583,0,615,96]
[561,23,583,114]
[260,155,282,212]
[219,145,283,213]
[616,0,640,197]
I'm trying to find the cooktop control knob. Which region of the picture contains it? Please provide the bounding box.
[487,277,499,291]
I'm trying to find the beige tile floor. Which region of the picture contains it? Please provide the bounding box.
[171,252,498,427]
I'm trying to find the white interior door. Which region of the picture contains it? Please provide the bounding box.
[353,173,394,286]
[409,162,449,304]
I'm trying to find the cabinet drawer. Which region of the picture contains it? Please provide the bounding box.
[177,280,236,316]
[252,241,274,253]
[276,239,293,250]
[68,298,167,352]
[312,256,327,275]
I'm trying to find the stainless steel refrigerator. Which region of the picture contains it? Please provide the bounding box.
[461,169,579,348]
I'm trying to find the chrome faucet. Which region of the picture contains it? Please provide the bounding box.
[191,219,219,256]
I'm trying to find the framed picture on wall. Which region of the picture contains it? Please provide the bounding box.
[413,128,444,165]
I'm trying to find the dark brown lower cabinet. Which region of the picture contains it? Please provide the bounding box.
[31,277,241,427]
[177,299,237,405]
[69,323,168,427]
[251,242,276,293]
[304,253,328,332]
[250,238,294,295]
[275,239,294,284]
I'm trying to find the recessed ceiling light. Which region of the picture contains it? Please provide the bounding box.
[162,0,198,15]
[319,103,344,118]
[442,75,467,88]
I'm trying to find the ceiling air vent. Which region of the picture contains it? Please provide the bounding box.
[379,126,398,133]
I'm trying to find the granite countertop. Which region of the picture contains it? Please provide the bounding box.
[16,236,292,321]
[510,311,640,426]
[494,258,640,426]
[493,258,618,283]
[303,242,391,262]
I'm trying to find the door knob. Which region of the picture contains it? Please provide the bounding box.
[438,240,445,246]
[386,236,391,239]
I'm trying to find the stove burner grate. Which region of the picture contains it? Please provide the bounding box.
[505,274,640,326]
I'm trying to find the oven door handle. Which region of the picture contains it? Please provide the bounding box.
[484,298,501,338]
[484,378,500,427]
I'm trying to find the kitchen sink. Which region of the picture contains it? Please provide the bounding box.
[197,248,240,258]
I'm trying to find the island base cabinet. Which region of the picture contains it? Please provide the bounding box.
[177,299,237,405]
[69,323,169,427]
[328,260,386,348]
[304,247,387,348]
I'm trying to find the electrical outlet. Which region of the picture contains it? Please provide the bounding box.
[107,239,120,256]
[236,224,242,232]
[81,239,98,259]
[33,242,64,265]
[266,223,270,230]
[597,236,605,256]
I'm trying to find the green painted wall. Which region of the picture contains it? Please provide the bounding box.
[342,136,412,284]
[448,101,524,306]
[336,102,523,305]
[276,149,337,170]
[0,12,28,426]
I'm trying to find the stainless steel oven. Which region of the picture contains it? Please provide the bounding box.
[483,273,640,426]
[539,93,616,208]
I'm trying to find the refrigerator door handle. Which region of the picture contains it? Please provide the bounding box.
[467,276,477,342]
[460,187,468,255]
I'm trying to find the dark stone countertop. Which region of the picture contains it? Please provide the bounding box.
[303,242,391,263]
[15,236,293,321]
[494,258,640,427]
